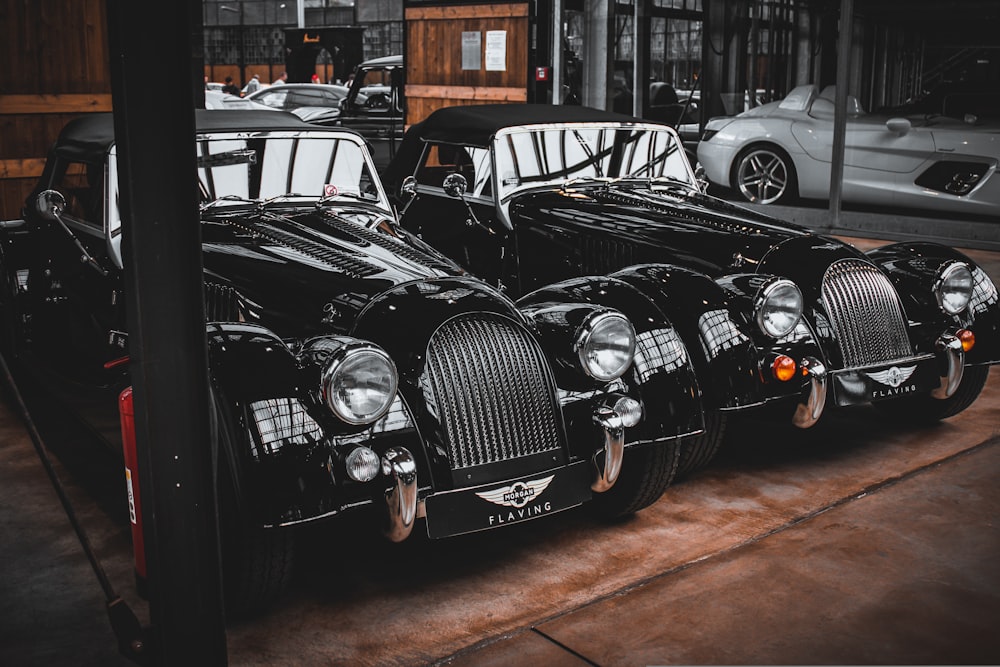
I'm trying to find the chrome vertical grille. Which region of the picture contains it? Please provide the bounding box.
[423,314,563,470]
[820,259,912,368]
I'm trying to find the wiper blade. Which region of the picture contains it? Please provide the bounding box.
[637,175,697,191]
[261,193,305,206]
[561,176,614,190]
[317,190,372,205]
[200,194,256,211]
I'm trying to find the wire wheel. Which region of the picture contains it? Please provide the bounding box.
[735,147,795,204]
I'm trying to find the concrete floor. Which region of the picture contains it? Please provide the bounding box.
[1,237,998,666]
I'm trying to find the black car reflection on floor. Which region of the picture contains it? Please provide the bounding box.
[384,103,1000,476]
[0,110,705,613]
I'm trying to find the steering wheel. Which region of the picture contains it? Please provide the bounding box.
[364,92,390,109]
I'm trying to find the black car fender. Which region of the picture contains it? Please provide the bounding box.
[608,264,767,411]
[516,273,704,441]
[205,322,316,526]
[867,242,1000,364]
[350,275,523,375]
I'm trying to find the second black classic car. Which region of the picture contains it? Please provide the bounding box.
[386,103,1000,474]
[0,111,704,612]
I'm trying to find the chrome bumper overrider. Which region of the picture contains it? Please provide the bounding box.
[793,356,827,429]
[382,447,417,542]
[591,397,641,492]
[931,333,964,399]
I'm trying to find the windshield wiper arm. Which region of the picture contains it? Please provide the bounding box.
[200,194,256,211]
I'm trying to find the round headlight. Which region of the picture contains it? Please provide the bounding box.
[935,261,973,315]
[321,344,398,425]
[755,278,803,338]
[576,311,636,382]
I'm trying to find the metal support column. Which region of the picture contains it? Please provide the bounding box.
[552,0,564,104]
[633,0,649,117]
[829,0,854,226]
[107,0,228,663]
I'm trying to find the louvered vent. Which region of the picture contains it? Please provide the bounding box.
[321,215,456,272]
[204,282,242,322]
[579,235,636,275]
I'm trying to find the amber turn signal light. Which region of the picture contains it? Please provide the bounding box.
[958,329,975,352]
[772,355,797,381]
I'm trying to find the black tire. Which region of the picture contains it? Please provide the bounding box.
[732,144,798,205]
[675,409,727,478]
[873,365,990,424]
[213,397,296,616]
[589,439,680,519]
[221,519,296,616]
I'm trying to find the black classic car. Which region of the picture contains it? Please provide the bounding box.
[385,103,1000,473]
[0,111,704,611]
[298,55,405,171]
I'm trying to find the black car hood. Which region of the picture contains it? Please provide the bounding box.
[509,185,864,278]
[200,206,463,336]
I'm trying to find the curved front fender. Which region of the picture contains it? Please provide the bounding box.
[609,264,767,410]
[867,242,1000,364]
[519,272,704,440]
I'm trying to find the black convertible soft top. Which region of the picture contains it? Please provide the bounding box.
[52,110,337,163]
[413,103,643,148]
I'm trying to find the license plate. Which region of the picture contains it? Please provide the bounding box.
[423,461,592,539]
[831,354,939,407]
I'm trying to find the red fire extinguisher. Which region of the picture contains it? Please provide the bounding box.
[118,387,147,596]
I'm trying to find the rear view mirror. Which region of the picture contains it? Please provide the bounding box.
[35,189,67,221]
[400,175,417,200]
[443,173,468,198]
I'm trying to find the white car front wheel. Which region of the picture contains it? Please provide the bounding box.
[734,146,797,205]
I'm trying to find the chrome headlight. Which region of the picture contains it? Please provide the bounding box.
[755,278,803,338]
[934,261,973,315]
[321,343,398,425]
[575,311,636,381]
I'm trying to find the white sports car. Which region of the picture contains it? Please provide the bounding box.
[696,84,1000,217]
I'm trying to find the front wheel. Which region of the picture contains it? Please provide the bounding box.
[733,145,798,205]
[589,439,680,518]
[675,409,727,478]
[221,520,296,616]
[874,365,990,424]
[213,396,296,616]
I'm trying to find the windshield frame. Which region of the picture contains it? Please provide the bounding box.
[491,121,696,203]
[192,128,392,214]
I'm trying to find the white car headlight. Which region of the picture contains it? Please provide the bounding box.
[934,261,973,315]
[575,311,636,382]
[321,344,398,425]
[755,278,803,338]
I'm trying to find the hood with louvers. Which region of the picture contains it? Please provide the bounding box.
[200,208,460,337]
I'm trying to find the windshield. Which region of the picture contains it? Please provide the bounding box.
[195,130,391,213]
[493,124,694,200]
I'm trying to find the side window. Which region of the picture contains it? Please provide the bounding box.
[259,90,288,109]
[468,147,492,197]
[291,89,331,108]
[416,144,476,190]
[53,159,104,228]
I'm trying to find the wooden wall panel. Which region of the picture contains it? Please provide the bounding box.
[404,3,529,126]
[0,0,110,219]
